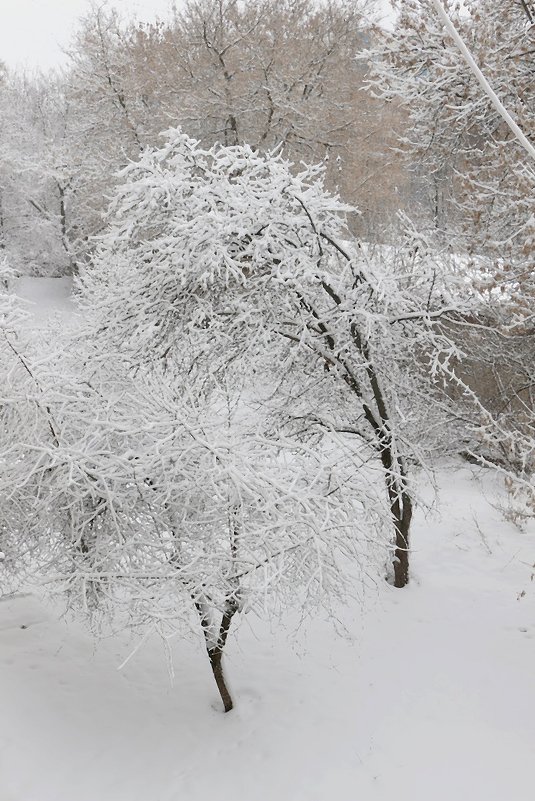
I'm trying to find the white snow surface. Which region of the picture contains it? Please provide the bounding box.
[1,465,534,801]
[14,277,77,329]
[2,279,534,800]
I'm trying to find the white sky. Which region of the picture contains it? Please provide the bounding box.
[0,0,176,72]
[0,0,395,72]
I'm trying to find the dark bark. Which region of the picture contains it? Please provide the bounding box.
[56,180,73,270]
[208,648,233,712]
[201,20,240,147]
[519,0,534,24]
[389,484,412,588]
[379,434,412,588]
[196,598,238,713]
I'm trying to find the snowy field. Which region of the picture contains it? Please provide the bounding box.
[1,280,534,801]
[14,276,77,330]
[1,466,534,799]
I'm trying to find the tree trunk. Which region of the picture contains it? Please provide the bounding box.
[300,267,414,587]
[196,598,238,713]
[208,648,234,712]
[383,446,412,588]
[391,490,412,588]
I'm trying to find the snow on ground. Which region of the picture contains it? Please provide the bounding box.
[2,279,534,799]
[14,277,77,329]
[1,463,534,801]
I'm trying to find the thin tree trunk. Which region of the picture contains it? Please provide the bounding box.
[208,650,233,711]
[389,486,412,588]
[196,598,238,713]
[293,251,415,587]
[382,441,412,588]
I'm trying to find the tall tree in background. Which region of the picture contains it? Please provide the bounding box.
[0,70,101,274]
[370,0,535,313]
[128,0,407,234]
[62,0,409,249]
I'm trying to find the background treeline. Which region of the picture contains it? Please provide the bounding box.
[1,0,533,291]
[0,0,410,277]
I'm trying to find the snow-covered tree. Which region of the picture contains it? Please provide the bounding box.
[0,70,99,275]
[0,256,46,585]
[370,0,535,312]
[10,350,379,711]
[1,300,387,710]
[76,129,490,589]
